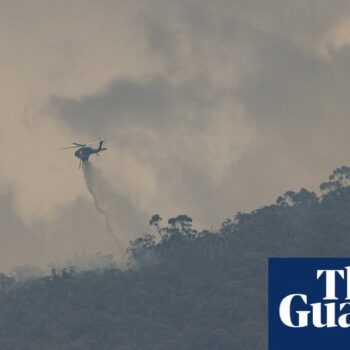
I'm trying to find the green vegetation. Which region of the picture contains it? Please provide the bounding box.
[1,167,350,349]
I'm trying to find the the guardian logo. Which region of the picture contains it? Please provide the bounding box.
[280,267,350,328]
[269,258,350,350]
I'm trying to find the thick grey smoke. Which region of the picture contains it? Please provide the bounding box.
[49,1,350,230]
[82,161,125,258]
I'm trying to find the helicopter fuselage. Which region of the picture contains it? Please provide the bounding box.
[74,146,107,161]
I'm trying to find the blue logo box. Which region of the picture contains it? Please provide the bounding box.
[269,258,350,350]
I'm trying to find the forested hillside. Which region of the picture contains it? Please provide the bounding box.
[1,167,350,350]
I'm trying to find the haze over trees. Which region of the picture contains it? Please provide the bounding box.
[1,167,350,349]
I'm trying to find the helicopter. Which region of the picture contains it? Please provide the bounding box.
[59,138,107,168]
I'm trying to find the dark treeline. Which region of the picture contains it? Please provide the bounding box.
[1,167,350,349]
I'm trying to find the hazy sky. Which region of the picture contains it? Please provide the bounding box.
[1,0,350,271]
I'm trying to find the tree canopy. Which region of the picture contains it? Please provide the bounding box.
[1,167,350,349]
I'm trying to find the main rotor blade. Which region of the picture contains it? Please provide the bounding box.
[85,140,105,146]
[59,139,106,150]
[58,145,81,150]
